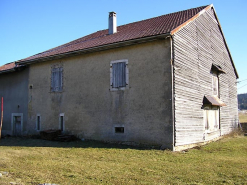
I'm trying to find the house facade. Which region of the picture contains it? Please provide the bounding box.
[0,63,29,136]
[172,6,238,150]
[0,5,238,150]
[26,39,173,148]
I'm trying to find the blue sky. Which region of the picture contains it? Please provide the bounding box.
[1,0,247,94]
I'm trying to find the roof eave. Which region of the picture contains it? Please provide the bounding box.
[0,68,16,74]
[210,5,239,79]
[16,33,170,65]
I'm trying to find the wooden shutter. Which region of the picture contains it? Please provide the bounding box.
[51,67,63,91]
[212,75,218,96]
[58,67,63,91]
[112,62,126,88]
[204,108,219,131]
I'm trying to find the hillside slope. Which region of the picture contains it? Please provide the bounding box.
[238,93,247,110]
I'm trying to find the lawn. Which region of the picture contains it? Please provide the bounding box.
[0,134,246,185]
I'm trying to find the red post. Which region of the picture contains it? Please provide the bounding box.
[0,97,3,139]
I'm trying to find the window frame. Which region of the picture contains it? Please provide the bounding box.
[59,113,65,132]
[36,114,41,131]
[203,105,220,133]
[110,59,129,91]
[114,124,125,134]
[212,73,219,97]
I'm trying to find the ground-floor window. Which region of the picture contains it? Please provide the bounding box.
[204,106,219,131]
[59,113,64,132]
[36,114,41,131]
[115,127,124,133]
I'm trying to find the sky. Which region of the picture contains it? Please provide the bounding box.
[0,0,247,94]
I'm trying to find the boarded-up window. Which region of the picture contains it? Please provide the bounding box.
[110,59,129,91]
[204,106,219,131]
[51,67,63,92]
[212,74,218,96]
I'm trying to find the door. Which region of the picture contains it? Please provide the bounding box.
[11,113,23,136]
[13,116,22,136]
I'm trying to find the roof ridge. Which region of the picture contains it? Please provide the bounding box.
[117,5,208,28]
[17,5,208,63]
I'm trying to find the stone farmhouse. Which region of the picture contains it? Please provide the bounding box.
[0,4,239,150]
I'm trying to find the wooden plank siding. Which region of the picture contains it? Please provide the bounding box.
[173,7,238,146]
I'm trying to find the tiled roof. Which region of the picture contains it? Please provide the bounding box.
[18,5,208,63]
[0,62,15,72]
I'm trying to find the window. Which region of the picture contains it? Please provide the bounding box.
[203,64,226,133]
[204,106,219,131]
[36,114,41,131]
[59,113,64,132]
[110,59,129,91]
[212,73,218,96]
[115,127,124,133]
[211,63,225,97]
[51,67,63,92]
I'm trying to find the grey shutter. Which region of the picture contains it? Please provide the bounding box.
[51,68,57,91]
[112,62,126,88]
[212,75,218,96]
[54,68,59,91]
[51,67,62,91]
[58,67,63,91]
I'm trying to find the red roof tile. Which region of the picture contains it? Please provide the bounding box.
[18,5,208,63]
[0,62,15,72]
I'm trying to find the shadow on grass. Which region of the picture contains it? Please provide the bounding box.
[0,136,160,150]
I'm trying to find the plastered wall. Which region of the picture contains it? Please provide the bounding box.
[27,39,173,148]
[0,68,29,135]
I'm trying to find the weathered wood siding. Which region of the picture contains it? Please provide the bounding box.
[173,7,238,146]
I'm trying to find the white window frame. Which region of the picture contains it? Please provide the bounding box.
[36,114,41,131]
[110,59,129,91]
[59,113,65,132]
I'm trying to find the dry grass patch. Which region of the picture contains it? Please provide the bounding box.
[239,111,247,123]
[0,135,247,185]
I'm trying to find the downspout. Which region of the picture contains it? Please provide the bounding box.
[170,36,175,151]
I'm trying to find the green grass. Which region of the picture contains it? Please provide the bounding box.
[0,134,247,185]
[239,112,247,123]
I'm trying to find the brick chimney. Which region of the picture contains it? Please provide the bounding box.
[109,12,117,34]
